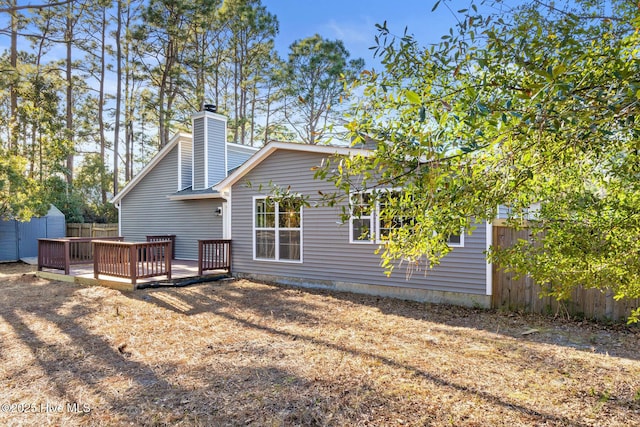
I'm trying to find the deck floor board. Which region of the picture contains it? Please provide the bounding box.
[38,259,228,290]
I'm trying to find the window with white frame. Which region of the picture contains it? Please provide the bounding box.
[350,192,374,243]
[377,191,415,242]
[349,191,464,247]
[254,197,302,261]
[446,230,464,247]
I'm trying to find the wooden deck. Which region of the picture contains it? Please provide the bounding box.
[36,260,229,292]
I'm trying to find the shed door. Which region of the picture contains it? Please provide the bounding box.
[18,218,47,259]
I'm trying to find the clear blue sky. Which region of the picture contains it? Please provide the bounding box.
[262,0,461,68]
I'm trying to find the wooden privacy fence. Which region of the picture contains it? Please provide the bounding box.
[67,223,118,238]
[93,240,172,285]
[492,225,640,321]
[38,237,124,274]
[198,239,231,275]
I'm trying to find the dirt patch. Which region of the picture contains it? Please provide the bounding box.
[0,262,639,426]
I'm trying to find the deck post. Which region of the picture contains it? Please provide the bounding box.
[198,240,203,276]
[166,241,172,280]
[64,240,71,275]
[227,239,232,274]
[93,241,99,279]
[37,240,43,271]
[130,244,137,285]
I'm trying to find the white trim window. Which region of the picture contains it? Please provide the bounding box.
[349,190,464,247]
[446,230,464,247]
[254,197,302,262]
[349,192,375,243]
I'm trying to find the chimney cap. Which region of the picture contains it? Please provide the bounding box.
[203,104,217,113]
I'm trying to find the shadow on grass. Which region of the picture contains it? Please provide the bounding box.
[0,269,386,425]
[142,276,639,360]
[0,278,187,424]
[127,280,639,427]
[1,263,638,425]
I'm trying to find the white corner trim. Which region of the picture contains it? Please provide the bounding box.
[116,202,121,236]
[486,220,493,296]
[177,140,182,191]
[204,115,209,189]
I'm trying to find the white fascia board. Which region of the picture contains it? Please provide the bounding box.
[192,110,228,123]
[165,192,224,201]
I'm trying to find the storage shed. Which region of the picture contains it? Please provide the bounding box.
[0,205,66,262]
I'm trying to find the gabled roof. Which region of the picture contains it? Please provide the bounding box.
[214,141,371,193]
[111,132,192,205]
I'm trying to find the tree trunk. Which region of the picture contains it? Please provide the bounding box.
[9,0,18,150]
[98,8,107,204]
[65,11,74,185]
[113,0,123,195]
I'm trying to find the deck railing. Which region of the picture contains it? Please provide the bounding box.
[93,240,172,285]
[38,237,124,274]
[198,239,231,275]
[146,234,176,259]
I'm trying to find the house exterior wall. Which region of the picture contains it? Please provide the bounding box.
[227,144,255,171]
[230,149,490,306]
[193,118,205,189]
[193,112,227,189]
[206,116,226,185]
[180,138,192,190]
[119,145,223,260]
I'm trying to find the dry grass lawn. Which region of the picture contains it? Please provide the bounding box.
[0,262,639,426]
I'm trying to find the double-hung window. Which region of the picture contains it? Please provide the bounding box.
[377,192,413,242]
[349,190,464,247]
[350,192,374,243]
[446,231,464,247]
[254,197,302,262]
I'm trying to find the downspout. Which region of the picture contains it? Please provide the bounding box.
[486,219,493,298]
[116,202,122,237]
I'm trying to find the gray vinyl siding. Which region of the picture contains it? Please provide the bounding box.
[120,145,223,260]
[206,116,226,185]
[193,118,205,189]
[231,149,489,296]
[180,139,192,189]
[227,144,254,171]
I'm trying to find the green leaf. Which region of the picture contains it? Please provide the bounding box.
[405,90,421,104]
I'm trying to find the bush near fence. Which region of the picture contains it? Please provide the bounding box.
[66,223,119,238]
[492,223,640,322]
